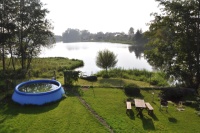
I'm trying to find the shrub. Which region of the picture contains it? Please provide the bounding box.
[102,74,110,78]
[121,73,130,79]
[32,69,40,77]
[160,88,195,102]
[124,84,140,97]
[150,72,169,86]
[150,78,159,85]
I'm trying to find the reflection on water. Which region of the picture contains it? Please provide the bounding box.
[66,44,88,50]
[18,83,58,93]
[40,42,152,75]
[128,45,145,59]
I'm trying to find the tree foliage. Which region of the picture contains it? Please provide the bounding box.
[59,28,148,45]
[96,49,118,74]
[145,0,200,91]
[0,0,54,77]
[133,29,148,47]
[62,28,81,42]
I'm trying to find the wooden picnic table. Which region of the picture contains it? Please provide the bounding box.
[134,99,146,117]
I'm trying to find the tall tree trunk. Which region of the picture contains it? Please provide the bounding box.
[196,0,200,94]
[9,43,15,71]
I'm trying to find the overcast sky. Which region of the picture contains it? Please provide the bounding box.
[40,0,160,35]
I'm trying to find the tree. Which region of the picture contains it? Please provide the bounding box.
[0,0,18,73]
[133,29,148,47]
[95,32,104,41]
[145,0,200,92]
[62,28,81,42]
[81,30,90,41]
[0,0,54,76]
[96,49,118,75]
[128,27,134,40]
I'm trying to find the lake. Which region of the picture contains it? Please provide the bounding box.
[39,42,152,75]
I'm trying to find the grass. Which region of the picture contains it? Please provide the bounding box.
[96,68,169,86]
[30,57,83,78]
[81,88,200,133]
[0,96,108,133]
[0,79,200,132]
[1,57,83,81]
[76,77,151,87]
[0,69,200,132]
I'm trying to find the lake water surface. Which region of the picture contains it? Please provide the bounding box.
[39,42,152,75]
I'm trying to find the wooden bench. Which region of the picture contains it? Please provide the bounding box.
[126,102,132,113]
[145,102,154,114]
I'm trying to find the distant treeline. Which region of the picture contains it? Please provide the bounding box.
[54,28,148,46]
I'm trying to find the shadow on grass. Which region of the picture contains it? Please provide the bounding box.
[0,95,65,117]
[157,106,178,124]
[98,78,126,87]
[141,117,155,131]
[125,93,144,99]
[64,86,84,97]
[126,109,135,120]
[149,113,159,121]
[168,117,178,123]
[184,101,199,110]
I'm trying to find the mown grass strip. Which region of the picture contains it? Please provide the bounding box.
[0,96,109,133]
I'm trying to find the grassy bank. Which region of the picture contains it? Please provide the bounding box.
[30,57,83,79]
[0,57,83,86]
[2,57,83,79]
[96,68,169,86]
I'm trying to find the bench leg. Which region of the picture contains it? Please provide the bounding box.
[126,109,131,114]
[136,108,144,118]
[148,110,153,115]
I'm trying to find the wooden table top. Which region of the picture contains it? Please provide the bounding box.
[134,99,146,108]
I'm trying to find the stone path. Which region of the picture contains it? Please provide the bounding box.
[76,95,114,133]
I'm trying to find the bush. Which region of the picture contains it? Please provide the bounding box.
[160,88,195,102]
[150,78,159,85]
[124,84,140,97]
[102,74,110,78]
[150,72,169,86]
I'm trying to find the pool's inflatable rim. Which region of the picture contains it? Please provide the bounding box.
[14,79,61,96]
[12,79,65,105]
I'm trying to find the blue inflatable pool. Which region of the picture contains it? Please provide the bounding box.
[12,79,65,105]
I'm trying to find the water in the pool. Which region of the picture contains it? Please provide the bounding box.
[18,83,58,93]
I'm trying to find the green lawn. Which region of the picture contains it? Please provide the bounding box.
[0,79,200,132]
[0,96,108,133]
[76,77,151,87]
[81,88,200,133]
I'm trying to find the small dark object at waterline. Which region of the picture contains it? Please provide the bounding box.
[80,76,97,81]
